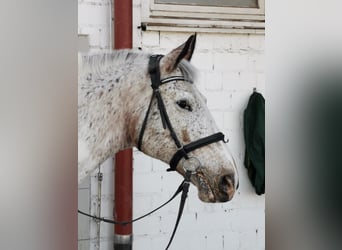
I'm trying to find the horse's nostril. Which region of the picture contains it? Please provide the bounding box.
[218,174,235,202]
[220,174,235,189]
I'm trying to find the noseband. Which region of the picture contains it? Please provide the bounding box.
[138,54,228,172]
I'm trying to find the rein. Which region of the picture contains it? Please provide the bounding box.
[78,172,191,250]
[78,54,229,249]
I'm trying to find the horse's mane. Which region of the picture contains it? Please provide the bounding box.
[78,50,197,82]
[78,50,148,79]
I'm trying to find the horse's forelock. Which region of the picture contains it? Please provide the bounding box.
[178,60,198,84]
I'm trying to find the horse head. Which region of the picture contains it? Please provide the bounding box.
[130,35,239,202]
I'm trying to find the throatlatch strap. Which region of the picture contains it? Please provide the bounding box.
[168,132,227,171]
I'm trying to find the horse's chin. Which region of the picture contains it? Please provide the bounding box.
[197,190,216,203]
[192,173,216,203]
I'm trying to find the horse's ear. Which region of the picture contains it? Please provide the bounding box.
[160,34,196,73]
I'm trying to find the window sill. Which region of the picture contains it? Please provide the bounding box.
[140,19,265,34]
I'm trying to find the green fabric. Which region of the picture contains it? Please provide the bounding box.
[243,92,265,195]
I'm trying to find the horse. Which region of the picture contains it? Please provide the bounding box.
[78,34,238,202]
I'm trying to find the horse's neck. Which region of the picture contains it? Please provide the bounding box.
[78,57,147,182]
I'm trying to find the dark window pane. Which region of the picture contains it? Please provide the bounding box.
[156,0,258,8]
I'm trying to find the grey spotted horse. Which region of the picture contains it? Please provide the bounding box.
[78,35,238,203]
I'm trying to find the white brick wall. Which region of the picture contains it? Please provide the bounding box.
[78,0,265,249]
[78,0,112,51]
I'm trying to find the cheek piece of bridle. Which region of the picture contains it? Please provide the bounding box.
[78,54,229,250]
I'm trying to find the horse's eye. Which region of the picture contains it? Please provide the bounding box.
[177,100,192,111]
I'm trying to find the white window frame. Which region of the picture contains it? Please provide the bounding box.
[141,0,265,34]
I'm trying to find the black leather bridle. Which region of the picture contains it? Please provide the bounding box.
[78,55,229,250]
[138,54,228,172]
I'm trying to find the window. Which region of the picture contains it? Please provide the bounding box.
[141,0,264,33]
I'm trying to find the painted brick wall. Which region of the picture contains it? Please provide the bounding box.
[78,0,112,51]
[78,0,265,249]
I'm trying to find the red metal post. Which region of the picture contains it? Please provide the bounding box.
[114,149,133,249]
[113,0,133,249]
[114,0,132,49]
